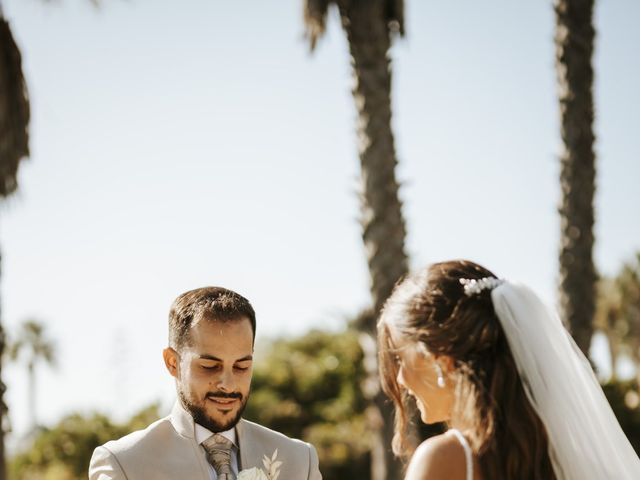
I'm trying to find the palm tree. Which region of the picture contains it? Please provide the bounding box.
[303,2,409,478]
[0,4,31,478]
[8,320,56,431]
[0,5,29,196]
[554,0,597,357]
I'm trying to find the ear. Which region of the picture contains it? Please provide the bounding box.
[163,347,179,378]
[437,355,456,373]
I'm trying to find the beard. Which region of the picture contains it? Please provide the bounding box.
[178,387,248,433]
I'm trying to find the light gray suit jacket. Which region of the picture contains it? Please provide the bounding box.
[89,402,322,480]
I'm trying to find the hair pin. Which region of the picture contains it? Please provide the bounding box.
[459,277,504,296]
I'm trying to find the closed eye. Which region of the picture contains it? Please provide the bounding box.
[201,363,221,371]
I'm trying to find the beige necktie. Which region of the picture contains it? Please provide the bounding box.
[202,434,236,480]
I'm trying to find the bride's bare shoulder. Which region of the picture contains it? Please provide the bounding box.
[404,431,468,480]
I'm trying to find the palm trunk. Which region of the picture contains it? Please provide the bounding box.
[28,361,36,431]
[555,0,597,357]
[0,249,7,480]
[0,337,5,480]
[0,9,30,478]
[605,309,619,380]
[605,334,618,381]
[338,2,409,479]
[338,2,408,317]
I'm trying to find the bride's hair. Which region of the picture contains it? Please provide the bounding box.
[378,259,556,479]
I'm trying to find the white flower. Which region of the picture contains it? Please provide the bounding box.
[238,452,282,480]
[238,467,269,480]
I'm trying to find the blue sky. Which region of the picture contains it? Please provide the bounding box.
[1,0,638,443]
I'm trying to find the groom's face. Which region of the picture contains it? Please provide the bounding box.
[164,315,254,432]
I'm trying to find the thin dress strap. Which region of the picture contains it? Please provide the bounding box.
[450,429,473,480]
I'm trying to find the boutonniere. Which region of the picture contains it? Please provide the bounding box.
[238,449,283,480]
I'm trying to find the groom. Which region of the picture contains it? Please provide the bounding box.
[89,286,322,480]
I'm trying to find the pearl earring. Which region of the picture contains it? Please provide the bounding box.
[435,363,445,388]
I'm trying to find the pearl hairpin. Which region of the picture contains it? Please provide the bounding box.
[459,277,504,296]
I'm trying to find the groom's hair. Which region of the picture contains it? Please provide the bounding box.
[168,286,256,350]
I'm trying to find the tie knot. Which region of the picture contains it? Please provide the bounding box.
[202,434,235,480]
[203,433,233,451]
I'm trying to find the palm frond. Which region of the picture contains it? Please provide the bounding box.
[40,344,56,367]
[9,319,56,367]
[6,339,22,361]
[24,320,43,338]
[0,16,30,198]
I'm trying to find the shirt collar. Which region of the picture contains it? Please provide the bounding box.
[195,422,238,448]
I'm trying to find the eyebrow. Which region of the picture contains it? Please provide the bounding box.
[198,354,253,362]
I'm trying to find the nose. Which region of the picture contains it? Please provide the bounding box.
[216,368,236,392]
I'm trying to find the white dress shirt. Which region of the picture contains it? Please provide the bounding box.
[195,423,239,480]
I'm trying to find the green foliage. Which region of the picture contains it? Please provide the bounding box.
[9,327,640,480]
[602,380,640,455]
[9,403,161,480]
[596,251,640,377]
[244,329,371,479]
[10,329,374,479]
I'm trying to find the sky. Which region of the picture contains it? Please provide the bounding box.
[1,0,638,446]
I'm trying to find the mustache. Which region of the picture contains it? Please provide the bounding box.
[206,392,243,400]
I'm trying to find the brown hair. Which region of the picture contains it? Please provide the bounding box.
[168,286,256,350]
[378,260,555,479]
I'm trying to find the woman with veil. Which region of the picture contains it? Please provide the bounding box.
[378,259,640,479]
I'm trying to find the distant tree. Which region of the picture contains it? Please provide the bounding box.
[554,0,597,356]
[303,2,409,478]
[601,380,640,455]
[244,329,370,479]
[596,277,624,378]
[11,329,372,479]
[595,253,640,380]
[9,403,162,480]
[8,320,56,431]
[0,6,31,478]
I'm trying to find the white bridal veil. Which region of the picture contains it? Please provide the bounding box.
[491,282,640,480]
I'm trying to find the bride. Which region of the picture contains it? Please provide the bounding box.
[378,259,640,479]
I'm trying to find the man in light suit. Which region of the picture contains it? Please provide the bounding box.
[89,286,322,480]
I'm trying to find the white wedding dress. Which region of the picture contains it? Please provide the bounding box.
[450,429,473,480]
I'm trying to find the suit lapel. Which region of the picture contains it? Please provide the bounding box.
[170,407,271,478]
[169,402,211,480]
[236,419,264,472]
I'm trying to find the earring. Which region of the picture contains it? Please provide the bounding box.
[435,363,446,388]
